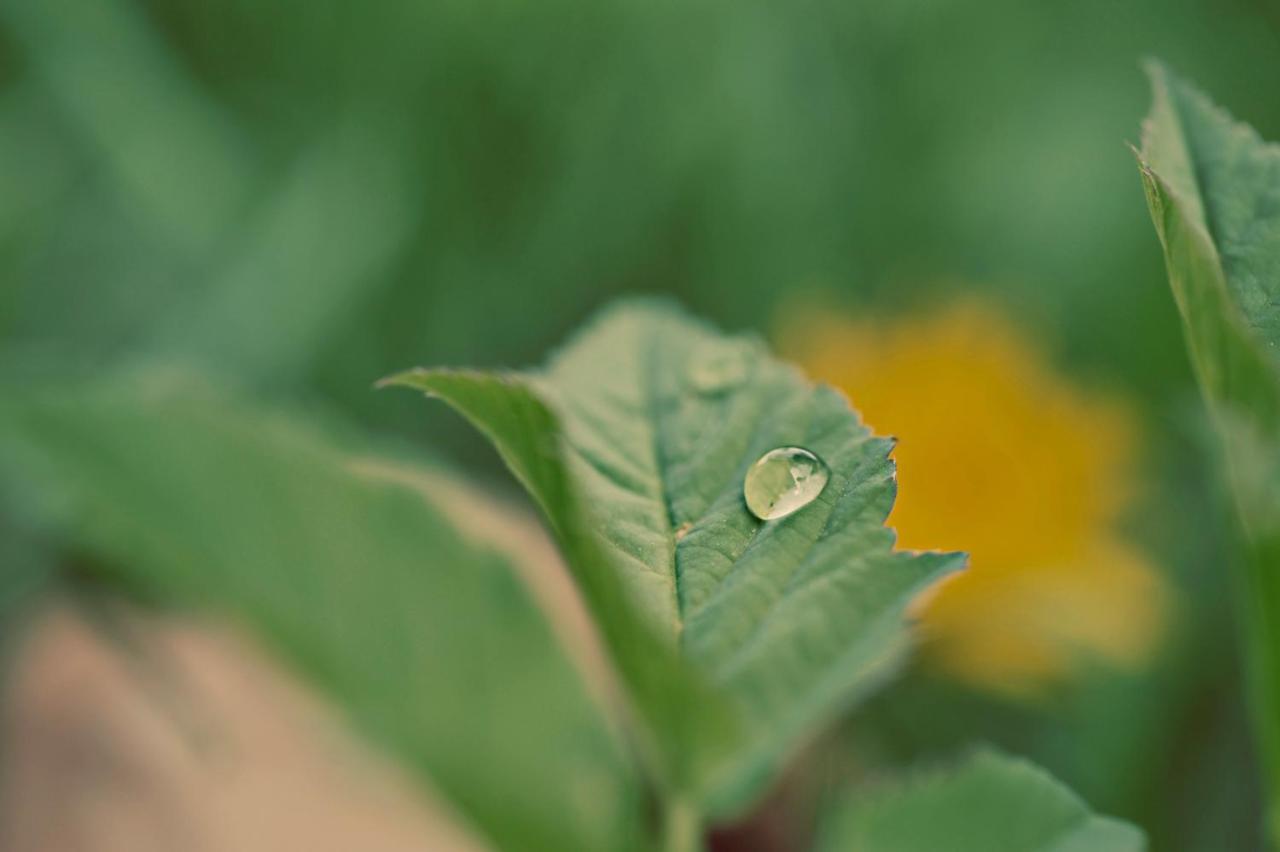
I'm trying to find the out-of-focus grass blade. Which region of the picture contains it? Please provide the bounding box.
[0,0,253,250]
[146,120,420,384]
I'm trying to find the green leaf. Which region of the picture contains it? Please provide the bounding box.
[1136,62,1280,448]
[383,301,963,814]
[1136,62,1280,838]
[0,372,640,852]
[814,749,1145,852]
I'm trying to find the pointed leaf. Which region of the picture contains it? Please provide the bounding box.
[1136,63,1280,823]
[1136,62,1280,453]
[384,301,962,813]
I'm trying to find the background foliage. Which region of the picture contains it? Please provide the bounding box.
[4,0,1280,849]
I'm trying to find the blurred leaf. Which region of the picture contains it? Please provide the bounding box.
[1137,62,1280,840]
[0,0,253,251]
[814,749,1144,852]
[0,373,639,852]
[147,119,420,384]
[383,300,962,816]
[0,515,49,659]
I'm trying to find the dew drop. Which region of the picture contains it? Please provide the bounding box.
[689,341,754,394]
[743,446,830,521]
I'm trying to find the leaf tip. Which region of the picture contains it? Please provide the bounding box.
[375,369,415,390]
[1139,56,1171,86]
[375,367,444,393]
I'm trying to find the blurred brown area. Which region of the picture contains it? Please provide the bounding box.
[0,608,486,852]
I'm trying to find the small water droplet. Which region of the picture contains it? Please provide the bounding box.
[689,341,754,394]
[743,446,830,521]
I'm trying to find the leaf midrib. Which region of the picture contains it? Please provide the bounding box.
[643,328,683,634]
[682,388,828,630]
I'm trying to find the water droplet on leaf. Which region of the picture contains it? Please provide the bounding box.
[689,342,754,393]
[743,446,830,520]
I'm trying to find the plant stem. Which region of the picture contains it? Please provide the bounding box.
[662,797,701,852]
[1239,529,1280,852]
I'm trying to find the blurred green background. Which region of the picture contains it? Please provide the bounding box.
[3,0,1280,848]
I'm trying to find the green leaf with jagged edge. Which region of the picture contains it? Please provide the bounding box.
[382,301,964,816]
[1136,63,1280,835]
[1136,62,1280,546]
[814,749,1145,852]
[0,372,641,852]
[1136,62,1280,456]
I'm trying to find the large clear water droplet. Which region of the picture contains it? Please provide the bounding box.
[743,446,830,520]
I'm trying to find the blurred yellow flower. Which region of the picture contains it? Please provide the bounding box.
[782,299,1167,697]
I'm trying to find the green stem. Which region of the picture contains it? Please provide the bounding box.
[662,797,701,852]
[1240,531,1280,852]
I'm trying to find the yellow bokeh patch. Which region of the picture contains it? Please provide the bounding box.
[783,299,1167,697]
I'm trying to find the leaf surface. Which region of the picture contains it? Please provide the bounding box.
[814,750,1145,852]
[0,373,639,852]
[1137,62,1280,447]
[384,301,962,812]
[1137,63,1280,813]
